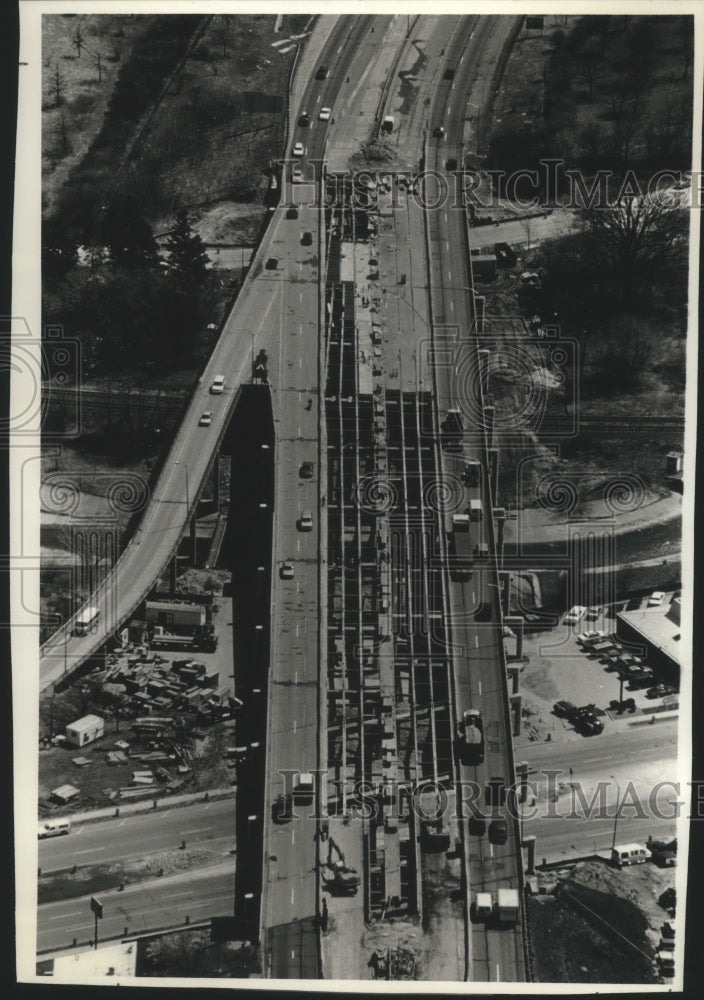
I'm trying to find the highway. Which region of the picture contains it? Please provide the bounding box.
[38,864,237,954]
[38,799,236,871]
[423,14,527,983]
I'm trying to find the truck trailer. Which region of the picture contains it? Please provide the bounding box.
[451,514,473,581]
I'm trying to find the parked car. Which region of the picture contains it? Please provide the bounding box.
[586,607,600,620]
[577,630,605,644]
[199,411,213,427]
[648,591,666,607]
[553,700,576,718]
[646,683,677,699]
[564,605,587,625]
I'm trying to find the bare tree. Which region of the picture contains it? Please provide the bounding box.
[50,63,65,107]
[73,22,84,58]
[95,51,103,83]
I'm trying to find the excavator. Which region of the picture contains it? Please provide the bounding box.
[323,836,360,895]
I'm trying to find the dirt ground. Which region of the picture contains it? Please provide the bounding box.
[528,858,676,984]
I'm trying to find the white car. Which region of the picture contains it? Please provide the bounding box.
[648,591,666,607]
[292,168,305,184]
[564,605,587,625]
[319,106,332,121]
[210,375,225,394]
[280,562,295,579]
[299,511,313,531]
[292,142,305,157]
[577,630,605,645]
[199,411,213,427]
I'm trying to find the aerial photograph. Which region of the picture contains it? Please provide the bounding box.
[18,1,697,987]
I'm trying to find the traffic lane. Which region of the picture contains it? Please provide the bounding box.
[522,719,678,777]
[523,813,678,863]
[38,865,237,953]
[40,237,287,687]
[39,799,236,870]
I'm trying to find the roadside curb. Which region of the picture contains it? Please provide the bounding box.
[53,788,235,827]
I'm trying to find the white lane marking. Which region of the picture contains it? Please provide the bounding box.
[450,300,454,312]
[292,829,295,844]
[299,357,302,367]
[475,634,479,647]
[295,671,298,684]
[296,624,299,637]
[73,847,104,855]
[293,719,297,733]
[291,887,295,904]
[337,44,342,53]
[496,964,500,981]
[49,912,84,921]
[298,426,301,437]
[167,890,195,898]
[472,591,476,602]
[444,212,448,222]
[448,269,452,280]
[446,241,450,250]
[478,681,482,695]
[297,538,301,551]
[117,820,128,828]
[299,291,303,303]
[183,827,211,835]
[291,949,296,960]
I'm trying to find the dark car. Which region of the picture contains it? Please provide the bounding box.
[272,794,294,823]
[300,461,315,479]
[433,125,445,138]
[301,231,313,246]
[444,67,455,80]
[488,818,508,845]
[286,204,299,219]
[468,813,487,836]
[299,111,310,127]
[446,157,458,171]
[553,700,576,719]
[485,777,506,808]
[266,257,279,270]
[316,64,329,79]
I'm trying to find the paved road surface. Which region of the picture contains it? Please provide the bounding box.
[38,864,237,954]
[39,798,236,871]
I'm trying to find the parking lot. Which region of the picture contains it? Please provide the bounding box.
[512,594,679,747]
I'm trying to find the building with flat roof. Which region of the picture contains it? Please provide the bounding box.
[616,597,681,685]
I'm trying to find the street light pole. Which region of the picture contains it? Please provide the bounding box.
[249,332,255,382]
[611,774,621,850]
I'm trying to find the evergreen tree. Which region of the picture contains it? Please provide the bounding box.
[165,210,210,287]
[102,195,159,269]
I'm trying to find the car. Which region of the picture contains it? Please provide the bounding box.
[433,125,445,138]
[210,374,225,394]
[564,605,587,625]
[467,813,486,836]
[446,157,458,171]
[503,625,515,638]
[292,168,305,184]
[266,257,279,270]
[485,777,506,808]
[299,511,313,531]
[298,111,310,127]
[646,683,677,699]
[457,708,484,765]
[280,563,295,579]
[577,630,605,644]
[301,231,313,246]
[292,141,305,157]
[444,67,455,80]
[199,411,213,427]
[586,607,600,620]
[648,591,666,607]
[300,461,315,478]
[319,106,332,121]
[286,204,299,219]
[272,793,294,823]
[553,700,576,719]
[488,818,508,845]
[315,64,329,79]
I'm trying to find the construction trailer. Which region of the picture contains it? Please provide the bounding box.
[65,714,105,748]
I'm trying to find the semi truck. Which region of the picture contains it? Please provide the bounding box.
[469,499,483,521]
[451,514,472,581]
[495,888,520,926]
[293,772,315,805]
[150,626,217,653]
